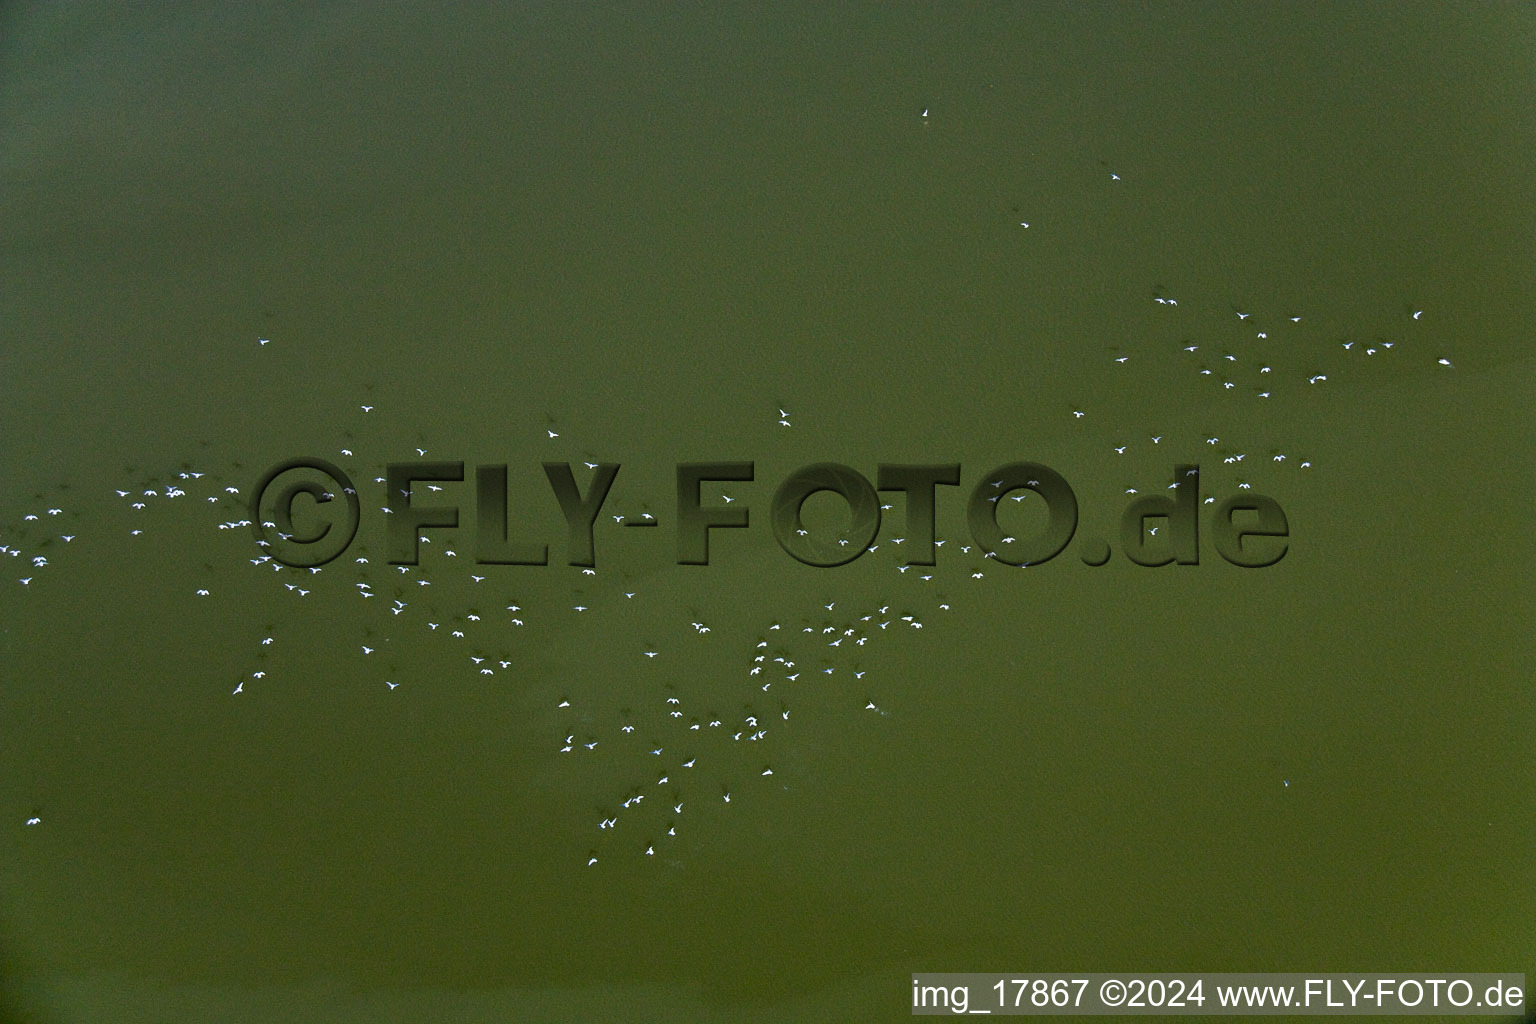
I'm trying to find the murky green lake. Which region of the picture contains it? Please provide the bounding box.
[1,3,1531,1021]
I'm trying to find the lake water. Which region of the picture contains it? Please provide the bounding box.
[1,3,1531,1021]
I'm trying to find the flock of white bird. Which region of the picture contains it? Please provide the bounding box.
[6,147,1453,856]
